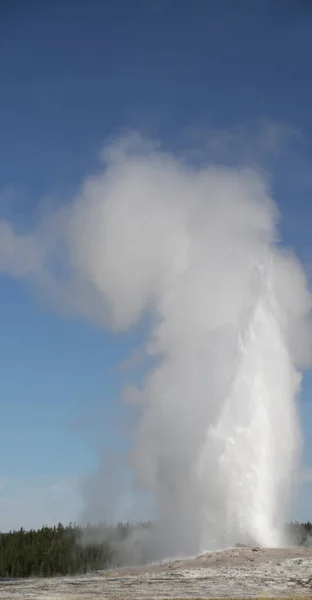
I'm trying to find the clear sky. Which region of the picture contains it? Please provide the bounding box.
[1,0,312,531]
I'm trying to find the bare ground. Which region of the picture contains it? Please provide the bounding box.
[1,546,312,599]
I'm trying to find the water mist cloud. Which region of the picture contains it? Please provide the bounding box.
[1,132,311,558]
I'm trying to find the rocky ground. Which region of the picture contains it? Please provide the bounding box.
[1,546,312,599]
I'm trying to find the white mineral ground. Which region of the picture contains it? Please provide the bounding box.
[1,546,312,599]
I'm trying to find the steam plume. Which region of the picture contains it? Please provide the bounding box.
[0,133,311,558]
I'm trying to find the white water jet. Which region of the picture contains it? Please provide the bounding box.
[133,248,308,560]
[199,261,301,551]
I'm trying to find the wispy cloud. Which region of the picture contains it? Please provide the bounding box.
[181,118,301,168]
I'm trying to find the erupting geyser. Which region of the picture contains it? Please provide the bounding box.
[199,262,301,551]
[1,134,311,559]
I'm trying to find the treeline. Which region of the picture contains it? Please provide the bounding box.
[0,520,310,578]
[0,522,114,578]
[287,520,312,546]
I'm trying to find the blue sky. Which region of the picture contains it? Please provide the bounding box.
[1,0,312,530]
